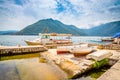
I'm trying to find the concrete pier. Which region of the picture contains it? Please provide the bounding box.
[96,49,120,80]
[97,60,120,80]
[40,49,119,78]
[0,46,47,56]
[98,44,120,50]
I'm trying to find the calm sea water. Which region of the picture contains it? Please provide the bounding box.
[0,35,111,46]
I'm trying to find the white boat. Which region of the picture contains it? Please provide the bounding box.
[25,40,42,45]
[57,46,74,54]
[25,33,72,46]
[56,44,89,54]
[70,47,93,57]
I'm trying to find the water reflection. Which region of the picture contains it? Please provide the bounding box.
[0,53,67,80]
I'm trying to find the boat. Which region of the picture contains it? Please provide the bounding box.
[25,40,42,45]
[70,47,93,57]
[56,44,89,54]
[101,38,114,42]
[25,33,73,47]
[57,46,74,54]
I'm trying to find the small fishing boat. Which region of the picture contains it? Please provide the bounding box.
[57,46,74,54]
[25,39,42,45]
[101,38,114,42]
[70,47,93,57]
[57,44,89,54]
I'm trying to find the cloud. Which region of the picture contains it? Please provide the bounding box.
[0,0,36,30]
[66,0,120,28]
[0,0,57,30]
[0,0,120,30]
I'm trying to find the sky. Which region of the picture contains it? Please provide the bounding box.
[0,0,120,30]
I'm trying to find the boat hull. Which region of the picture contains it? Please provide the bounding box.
[73,52,91,57]
[57,51,70,54]
[71,48,93,57]
[101,39,114,42]
[25,40,73,49]
[25,40,42,45]
[57,46,74,54]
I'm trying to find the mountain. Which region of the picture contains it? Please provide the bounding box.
[17,18,120,36]
[17,18,86,36]
[84,21,120,36]
[0,30,18,35]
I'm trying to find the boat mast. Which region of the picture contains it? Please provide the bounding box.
[44,27,49,38]
[45,27,49,33]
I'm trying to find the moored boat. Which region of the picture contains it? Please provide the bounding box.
[25,33,73,47]
[56,44,89,54]
[70,47,93,57]
[25,40,42,45]
[57,46,74,54]
[101,38,114,42]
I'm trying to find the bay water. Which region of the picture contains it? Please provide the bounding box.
[0,35,111,46]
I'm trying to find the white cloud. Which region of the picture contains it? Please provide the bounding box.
[67,0,120,28]
[0,0,120,30]
[0,0,57,30]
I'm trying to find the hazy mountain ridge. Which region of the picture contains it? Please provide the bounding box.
[1,19,120,36]
[84,21,120,36]
[0,30,18,35]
